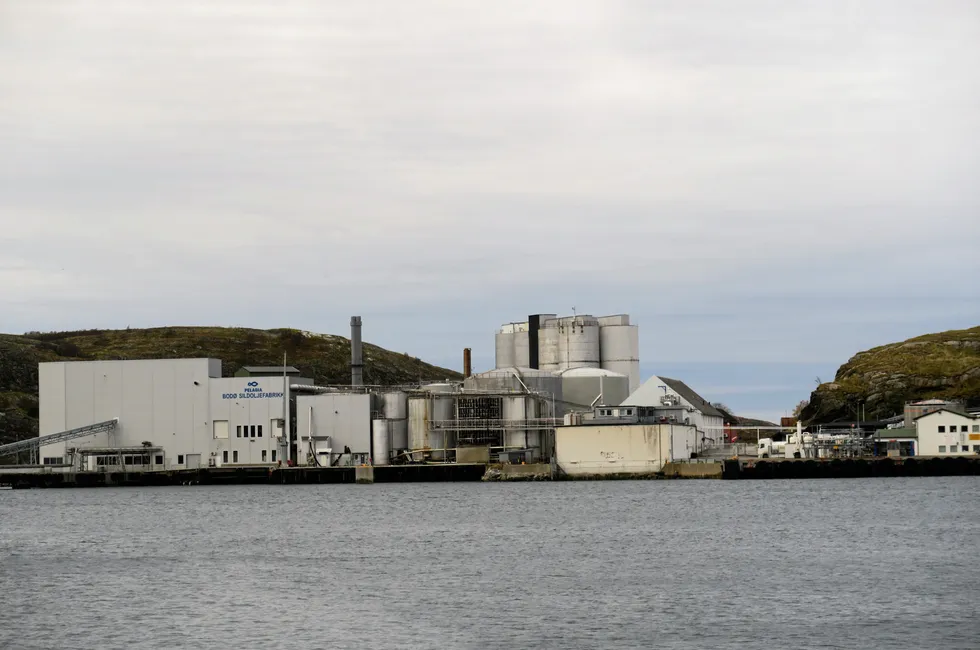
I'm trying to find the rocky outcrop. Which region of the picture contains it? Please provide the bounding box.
[801,327,980,424]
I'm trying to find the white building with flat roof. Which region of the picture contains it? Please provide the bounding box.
[38,359,291,469]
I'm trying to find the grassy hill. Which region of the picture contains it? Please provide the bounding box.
[801,326,980,424]
[0,327,462,452]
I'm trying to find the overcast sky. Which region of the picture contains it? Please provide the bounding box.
[2,1,978,421]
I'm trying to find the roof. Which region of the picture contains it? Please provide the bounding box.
[240,366,301,373]
[913,408,979,422]
[874,427,917,439]
[621,375,724,418]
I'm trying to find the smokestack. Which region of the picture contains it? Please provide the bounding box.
[463,348,472,378]
[350,316,363,386]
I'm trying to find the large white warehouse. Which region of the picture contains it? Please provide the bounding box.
[38,359,295,470]
[494,313,640,392]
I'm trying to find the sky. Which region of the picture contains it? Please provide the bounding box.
[1,0,978,422]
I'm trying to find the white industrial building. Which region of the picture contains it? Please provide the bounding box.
[38,359,294,470]
[620,376,726,446]
[495,313,640,393]
[914,409,980,456]
[556,407,697,476]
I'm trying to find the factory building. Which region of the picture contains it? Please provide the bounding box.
[37,358,296,470]
[620,376,726,447]
[494,313,640,393]
[556,407,698,477]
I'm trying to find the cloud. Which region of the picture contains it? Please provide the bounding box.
[1,0,978,417]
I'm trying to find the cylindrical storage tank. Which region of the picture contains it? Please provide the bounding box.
[383,391,408,419]
[513,331,531,368]
[558,316,600,370]
[372,419,390,465]
[559,367,630,411]
[389,420,408,451]
[599,324,640,393]
[383,391,409,452]
[538,326,560,371]
[425,383,455,460]
[408,396,430,456]
[495,331,515,369]
[502,395,539,451]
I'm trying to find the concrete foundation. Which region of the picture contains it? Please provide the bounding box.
[662,462,724,479]
[456,447,491,464]
[355,466,375,484]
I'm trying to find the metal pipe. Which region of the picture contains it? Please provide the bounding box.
[350,316,363,386]
[463,348,472,378]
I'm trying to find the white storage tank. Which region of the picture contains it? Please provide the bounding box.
[558,367,630,411]
[538,326,560,371]
[408,384,456,460]
[383,391,409,451]
[502,395,541,453]
[599,322,640,393]
[495,331,516,369]
[557,315,600,370]
[513,331,531,368]
[372,419,390,465]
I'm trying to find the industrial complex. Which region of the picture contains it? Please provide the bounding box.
[2,312,977,485]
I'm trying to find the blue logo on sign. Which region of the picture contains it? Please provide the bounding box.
[247,381,258,387]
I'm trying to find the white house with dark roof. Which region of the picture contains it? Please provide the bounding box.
[914,409,980,456]
[621,376,726,445]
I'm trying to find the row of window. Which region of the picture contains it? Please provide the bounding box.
[937,425,980,433]
[237,425,263,438]
[220,449,275,463]
[95,455,152,466]
[42,457,65,465]
[937,445,980,453]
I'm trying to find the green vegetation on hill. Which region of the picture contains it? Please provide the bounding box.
[0,327,462,451]
[801,326,980,424]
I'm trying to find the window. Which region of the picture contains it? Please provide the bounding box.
[155,455,164,465]
[974,445,980,453]
[250,425,256,438]
[962,446,969,452]
[258,425,263,438]
[974,425,979,433]
[262,450,267,462]
[237,425,242,438]
[938,426,945,433]
[272,450,277,462]
[962,426,969,432]
[42,457,63,465]
[938,446,946,453]
[177,455,184,464]
[233,450,239,462]
[222,450,228,463]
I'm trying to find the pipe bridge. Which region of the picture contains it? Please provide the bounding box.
[0,419,119,458]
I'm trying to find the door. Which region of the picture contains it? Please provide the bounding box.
[186,454,201,469]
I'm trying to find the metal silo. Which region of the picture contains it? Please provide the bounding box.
[372,419,390,465]
[407,396,430,457]
[427,383,455,460]
[502,395,541,453]
[513,331,531,368]
[557,315,600,370]
[383,391,409,451]
[495,331,515,369]
[538,325,560,371]
[598,322,640,393]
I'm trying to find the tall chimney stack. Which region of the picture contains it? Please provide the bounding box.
[463,348,472,379]
[350,316,363,386]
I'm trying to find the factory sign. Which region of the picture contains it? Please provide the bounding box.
[221,381,284,400]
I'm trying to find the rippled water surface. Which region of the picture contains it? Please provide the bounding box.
[2,478,979,649]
